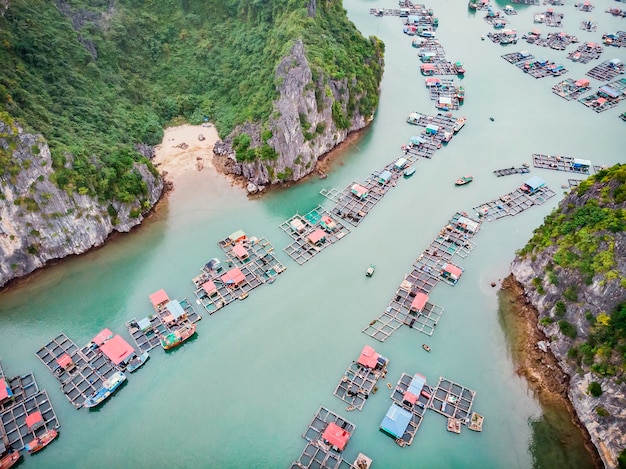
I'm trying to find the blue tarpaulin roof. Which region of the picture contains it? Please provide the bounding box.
[407,374,426,396]
[380,404,412,438]
[166,300,186,320]
[525,176,546,190]
[379,170,392,182]
[410,136,425,144]
[137,317,151,331]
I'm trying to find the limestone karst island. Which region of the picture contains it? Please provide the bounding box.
[0,0,624,468]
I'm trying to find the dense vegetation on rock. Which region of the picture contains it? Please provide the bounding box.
[518,164,626,379]
[0,0,383,195]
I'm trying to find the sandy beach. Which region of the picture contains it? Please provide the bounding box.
[152,124,220,181]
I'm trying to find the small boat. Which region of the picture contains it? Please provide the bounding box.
[366,264,375,277]
[455,175,473,186]
[422,343,432,352]
[454,61,465,74]
[453,117,467,133]
[25,429,58,454]
[403,166,416,178]
[84,371,126,408]
[126,351,150,373]
[160,323,197,350]
[489,116,495,122]
[346,405,356,412]
[0,450,21,468]
[239,292,249,300]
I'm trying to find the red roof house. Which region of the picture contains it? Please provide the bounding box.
[410,292,429,313]
[403,391,418,405]
[202,280,217,296]
[92,328,113,346]
[25,411,43,430]
[232,244,248,259]
[221,267,246,287]
[100,335,135,365]
[149,289,170,310]
[0,378,12,402]
[321,422,351,451]
[307,229,326,246]
[357,345,380,369]
[56,353,74,370]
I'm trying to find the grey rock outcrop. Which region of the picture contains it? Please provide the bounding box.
[510,181,626,468]
[0,119,162,288]
[218,40,378,186]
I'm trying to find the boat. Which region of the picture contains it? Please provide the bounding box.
[489,116,495,122]
[0,450,21,468]
[453,117,467,133]
[83,371,126,408]
[422,343,432,352]
[403,166,416,178]
[455,175,473,186]
[366,264,375,277]
[160,323,197,350]
[239,291,249,300]
[24,429,58,454]
[126,351,150,373]
[346,405,356,412]
[454,61,465,74]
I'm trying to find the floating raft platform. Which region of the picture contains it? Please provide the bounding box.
[473,185,556,222]
[127,298,201,351]
[363,212,480,342]
[502,51,534,64]
[291,407,358,469]
[603,31,626,48]
[280,206,351,265]
[552,77,591,100]
[0,390,60,451]
[191,233,285,313]
[333,350,387,411]
[390,372,435,433]
[0,373,39,412]
[428,376,476,426]
[532,154,592,174]
[579,78,626,113]
[368,5,426,17]
[493,166,530,177]
[530,31,579,50]
[586,59,625,81]
[487,30,519,45]
[468,412,485,431]
[568,42,606,64]
[511,0,539,4]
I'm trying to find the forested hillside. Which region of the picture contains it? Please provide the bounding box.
[0,0,383,195]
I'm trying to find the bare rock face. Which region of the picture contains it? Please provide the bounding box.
[0,120,162,288]
[225,40,373,186]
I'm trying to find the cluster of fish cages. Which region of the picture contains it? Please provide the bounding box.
[586,59,625,81]
[487,31,519,45]
[580,20,597,32]
[473,180,557,222]
[552,77,591,100]
[535,10,564,27]
[567,42,603,63]
[428,376,477,426]
[515,56,569,79]
[363,212,480,342]
[579,78,626,113]
[534,32,579,50]
[575,1,595,11]
[532,154,592,174]
[602,31,626,48]
[493,165,531,177]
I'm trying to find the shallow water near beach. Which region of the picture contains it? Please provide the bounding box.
[0,1,624,467]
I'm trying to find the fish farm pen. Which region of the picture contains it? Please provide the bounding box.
[532,154,592,174]
[473,180,556,222]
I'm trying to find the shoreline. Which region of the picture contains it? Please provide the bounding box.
[500,275,603,469]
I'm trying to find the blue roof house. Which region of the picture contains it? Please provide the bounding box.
[380,403,412,439]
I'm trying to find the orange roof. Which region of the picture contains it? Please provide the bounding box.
[92,328,113,346]
[421,63,435,70]
[307,229,326,244]
[149,289,170,308]
[357,345,379,369]
[221,267,246,286]
[25,411,43,430]
[443,263,463,278]
[410,292,429,312]
[233,244,248,259]
[322,422,350,451]
[56,353,73,369]
[403,391,418,404]
[99,335,135,365]
[202,280,217,295]
[0,378,10,401]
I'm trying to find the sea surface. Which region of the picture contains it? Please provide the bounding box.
[1,0,625,467]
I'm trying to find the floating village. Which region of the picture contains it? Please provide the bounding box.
[0,0,623,467]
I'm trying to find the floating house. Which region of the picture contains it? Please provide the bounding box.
[25,411,44,431]
[408,373,427,396]
[100,335,135,366]
[290,218,306,234]
[441,263,463,284]
[455,215,480,234]
[521,176,546,194]
[320,216,337,232]
[228,229,247,244]
[201,280,218,297]
[351,184,369,200]
[163,300,188,324]
[407,112,422,124]
[575,78,590,88]
[321,422,351,452]
[232,243,249,260]
[410,292,429,313]
[425,124,439,135]
[357,345,388,370]
[573,158,591,171]
[378,170,392,185]
[55,353,75,373]
[307,229,327,247]
[409,136,425,147]
[92,328,113,347]
[380,404,412,439]
[136,317,152,332]
[394,157,408,170]
[420,63,435,76]
[220,267,246,287]
[149,289,170,312]
[0,378,12,404]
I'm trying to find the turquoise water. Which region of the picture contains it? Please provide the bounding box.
[1,1,625,467]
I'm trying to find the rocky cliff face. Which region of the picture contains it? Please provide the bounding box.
[213,40,379,189]
[0,120,162,288]
[510,177,626,468]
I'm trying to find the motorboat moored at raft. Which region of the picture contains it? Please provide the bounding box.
[403,166,416,178]
[0,449,21,467]
[84,371,126,408]
[455,175,474,186]
[24,429,58,454]
[453,117,467,132]
[126,351,150,373]
[366,264,376,277]
[160,323,197,350]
